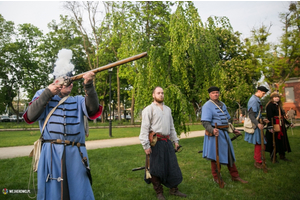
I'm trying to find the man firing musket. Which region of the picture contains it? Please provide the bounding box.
[23,49,147,200]
[54,52,148,86]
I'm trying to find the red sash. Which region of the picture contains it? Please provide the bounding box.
[156,134,170,142]
[274,116,284,139]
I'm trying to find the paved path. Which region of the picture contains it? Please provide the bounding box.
[0,130,205,159]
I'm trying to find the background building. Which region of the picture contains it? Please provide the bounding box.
[282,77,300,119]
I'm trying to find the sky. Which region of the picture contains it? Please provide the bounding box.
[0,1,291,44]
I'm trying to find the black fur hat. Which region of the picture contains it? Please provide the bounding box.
[208,86,220,93]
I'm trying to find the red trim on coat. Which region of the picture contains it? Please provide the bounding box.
[23,112,35,124]
[88,105,103,120]
[23,97,39,124]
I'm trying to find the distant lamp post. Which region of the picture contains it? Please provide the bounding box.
[109,68,113,137]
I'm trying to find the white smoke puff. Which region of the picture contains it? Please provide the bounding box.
[53,48,75,78]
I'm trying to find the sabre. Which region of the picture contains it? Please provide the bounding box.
[54,52,148,86]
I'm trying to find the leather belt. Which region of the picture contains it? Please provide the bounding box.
[212,125,229,129]
[43,139,85,147]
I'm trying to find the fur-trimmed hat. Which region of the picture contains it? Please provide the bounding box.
[270,92,280,98]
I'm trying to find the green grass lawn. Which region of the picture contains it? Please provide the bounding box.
[0,124,204,147]
[0,127,299,199]
[0,120,140,129]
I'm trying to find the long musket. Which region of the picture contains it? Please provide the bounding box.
[215,123,225,188]
[271,118,276,163]
[198,129,244,154]
[55,52,148,86]
[259,119,268,173]
[198,127,273,154]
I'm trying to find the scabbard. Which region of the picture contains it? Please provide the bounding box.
[62,146,70,200]
[146,154,150,171]
[145,154,152,179]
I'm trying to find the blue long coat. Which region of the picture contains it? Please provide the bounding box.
[244,95,266,145]
[24,89,102,200]
[201,100,236,164]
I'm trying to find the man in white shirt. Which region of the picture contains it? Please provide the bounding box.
[139,86,186,200]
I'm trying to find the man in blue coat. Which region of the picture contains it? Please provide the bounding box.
[201,86,248,185]
[23,71,102,200]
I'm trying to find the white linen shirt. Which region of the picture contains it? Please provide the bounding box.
[139,102,179,150]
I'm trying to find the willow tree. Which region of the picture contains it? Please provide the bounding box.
[167,3,259,119]
[115,1,174,124]
[207,16,260,111]
[164,2,220,132]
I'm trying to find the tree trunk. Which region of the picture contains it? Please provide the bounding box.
[117,66,121,122]
[100,100,105,123]
[130,92,135,125]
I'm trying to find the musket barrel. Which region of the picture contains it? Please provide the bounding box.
[70,52,148,82]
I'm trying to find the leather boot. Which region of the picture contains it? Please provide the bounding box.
[169,187,187,198]
[150,176,164,200]
[156,193,165,200]
[231,176,248,184]
[280,154,291,162]
[214,178,226,186]
[270,154,279,163]
[254,162,271,170]
[254,162,263,169]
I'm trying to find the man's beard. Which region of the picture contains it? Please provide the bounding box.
[154,96,164,103]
